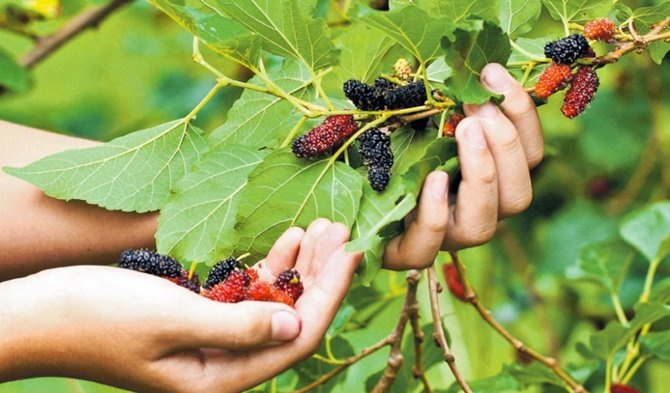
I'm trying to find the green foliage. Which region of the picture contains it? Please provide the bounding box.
[0,48,30,92]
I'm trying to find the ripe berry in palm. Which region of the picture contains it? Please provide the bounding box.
[118,249,183,278]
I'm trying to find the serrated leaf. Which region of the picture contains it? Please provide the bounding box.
[391,0,499,23]
[209,60,314,149]
[641,330,670,360]
[568,239,633,293]
[148,0,260,67]
[442,20,512,104]
[3,120,208,212]
[616,2,670,26]
[619,201,670,262]
[0,48,30,93]
[355,4,453,63]
[335,23,397,83]
[540,0,612,24]
[235,150,363,259]
[203,0,339,71]
[156,145,267,264]
[499,0,542,38]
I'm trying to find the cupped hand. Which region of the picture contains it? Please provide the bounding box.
[0,220,361,393]
[384,63,544,269]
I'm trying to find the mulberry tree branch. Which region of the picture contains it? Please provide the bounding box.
[449,252,587,393]
[427,266,472,393]
[19,0,133,69]
[408,287,432,393]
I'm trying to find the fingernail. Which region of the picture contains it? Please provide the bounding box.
[429,171,449,200]
[272,310,301,341]
[457,120,487,150]
[469,102,498,117]
[482,64,512,92]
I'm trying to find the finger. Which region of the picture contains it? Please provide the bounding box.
[443,118,499,250]
[295,218,332,274]
[254,226,304,282]
[383,171,450,269]
[310,223,350,273]
[464,102,533,218]
[480,63,544,168]
[170,298,302,350]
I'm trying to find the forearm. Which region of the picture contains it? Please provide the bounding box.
[0,121,157,281]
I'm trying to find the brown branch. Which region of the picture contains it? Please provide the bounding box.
[409,289,432,393]
[449,252,587,393]
[19,0,133,69]
[427,266,472,393]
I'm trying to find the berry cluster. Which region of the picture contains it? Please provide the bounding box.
[442,112,465,137]
[544,34,592,64]
[292,115,358,159]
[343,78,427,111]
[357,128,394,191]
[561,66,599,118]
[442,263,468,302]
[584,18,616,42]
[118,250,304,306]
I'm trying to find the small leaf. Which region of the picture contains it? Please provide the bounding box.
[4,120,208,212]
[442,20,512,104]
[326,304,355,338]
[508,363,568,388]
[235,150,363,260]
[499,0,542,38]
[616,2,670,26]
[203,0,339,70]
[402,137,458,194]
[156,145,267,264]
[651,277,670,303]
[540,0,612,24]
[445,369,520,392]
[568,239,634,293]
[620,201,670,262]
[0,48,31,93]
[641,330,670,361]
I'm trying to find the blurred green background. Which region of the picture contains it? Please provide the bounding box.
[0,0,668,392]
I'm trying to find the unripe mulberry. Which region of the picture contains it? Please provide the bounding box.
[357,128,394,192]
[204,270,251,303]
[119,249,183,278]
[343,79,385,110]
[203,257,241,290]
[611,385,640,393]
[393,58,412,80]
[561,66,599,118]
[443,113,465,137]
[442,263,467,302]
[274,269,304,303]
[535,63,572,99]
[292,115,358,158]
[584,19,616,42]
[383,81,427,109]
[544,34,591,64]
[246,282,295,306]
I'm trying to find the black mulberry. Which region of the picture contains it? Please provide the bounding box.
[544,34,591,64]
[203,257,242,290]
[118,249,183,278]
[358,129,393,191]
[382,81,427,109]
[343,79,385,110]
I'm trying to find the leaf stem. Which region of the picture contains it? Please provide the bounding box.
[520,62,537,87]
[605,357,613,393]
[183,82,225,123]
[280,116,308,148]
[610,291,629,325]
[621,356,648,384]
[328,116,389,165]
[437,109,448,138]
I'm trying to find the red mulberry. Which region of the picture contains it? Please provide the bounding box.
[246,282,295,306]
[611,385,640,393]
[274,269,304,303]
[204,270,251,303]
[584,19,616,42]
[292,115,358,158]
[443,113,465,137]
[544,34,591,64]
[118,249,183,278]
[561,66,599,118]
[535,63,573,99]
[442,263,467,302]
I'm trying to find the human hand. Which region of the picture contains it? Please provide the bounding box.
[0,220,361,392]
[383,63,543,269]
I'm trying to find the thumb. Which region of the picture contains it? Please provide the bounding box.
[171,298,302,350]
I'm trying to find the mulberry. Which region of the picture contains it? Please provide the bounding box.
[292,115,358,158]
[166,271,201,293]
[246,282,295,306]
[343,79,385,110]
[204,270,251,303]
[393,58,412,80]
[561,66,599,118]
[584,19,616,42]
[610,385,640,393]
[357,129,394,192]
[443,113,465,137]
[367,166,392,192]
[442,263,467,302]
[374,77,396,91]
[274,269,304,303]
[383,81,427,109]
[535,63,572,99]
[118,249,182,278]
[203,257,241,290]
[544,34,591,64]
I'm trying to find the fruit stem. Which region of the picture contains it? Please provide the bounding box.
[183,81,225,123]
[280,116,308,149]
[437,109,448,138]
[188,262,197,281]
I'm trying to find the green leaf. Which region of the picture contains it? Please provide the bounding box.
[441,20,512,104]
[156,145,267,264]
[3,120,208,213]
[202,0,339,70]
[326,304,355,338]
[208,60,314,149]
[508,363,568,388]
[391,126,440,175]
[499,0,542,38]
[641,330,670,360]
[568,239,634,293]
[0,48,30,93]
[235,150,363,259]
[620,201,670,262]
[540,0,612,24]
[425,57,453,85]
[402,137,458,195]
[355,4,453,63]
[651,277,670,303]
[649,41,670,65]
[148,0,260,67]
[616,2,670,26]
[391,0,499,23]
[509,37,548,62]
[445,370,520,392]
[335,23,397,84]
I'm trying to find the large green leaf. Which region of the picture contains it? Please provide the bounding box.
[156,145,267,264]
[202,0,339,71]
[148,0,260,67]
[619,201,670,262]
[390,0,498,23]
[0,48,30,93]
[442,20,512,104]
[641,330,670,361]
[335,23,397,83]
[3,120,208,212]
[499,0,542,38]
[235,150,363,259]
[540,0,612,24]
[616,2,670,26]
[208,60,314,149]
[355,4,453,63]
[568,239,634,294]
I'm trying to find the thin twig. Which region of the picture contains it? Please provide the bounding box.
[408,280,432,393]
[449,252,587,393]
[427,266,472,393]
